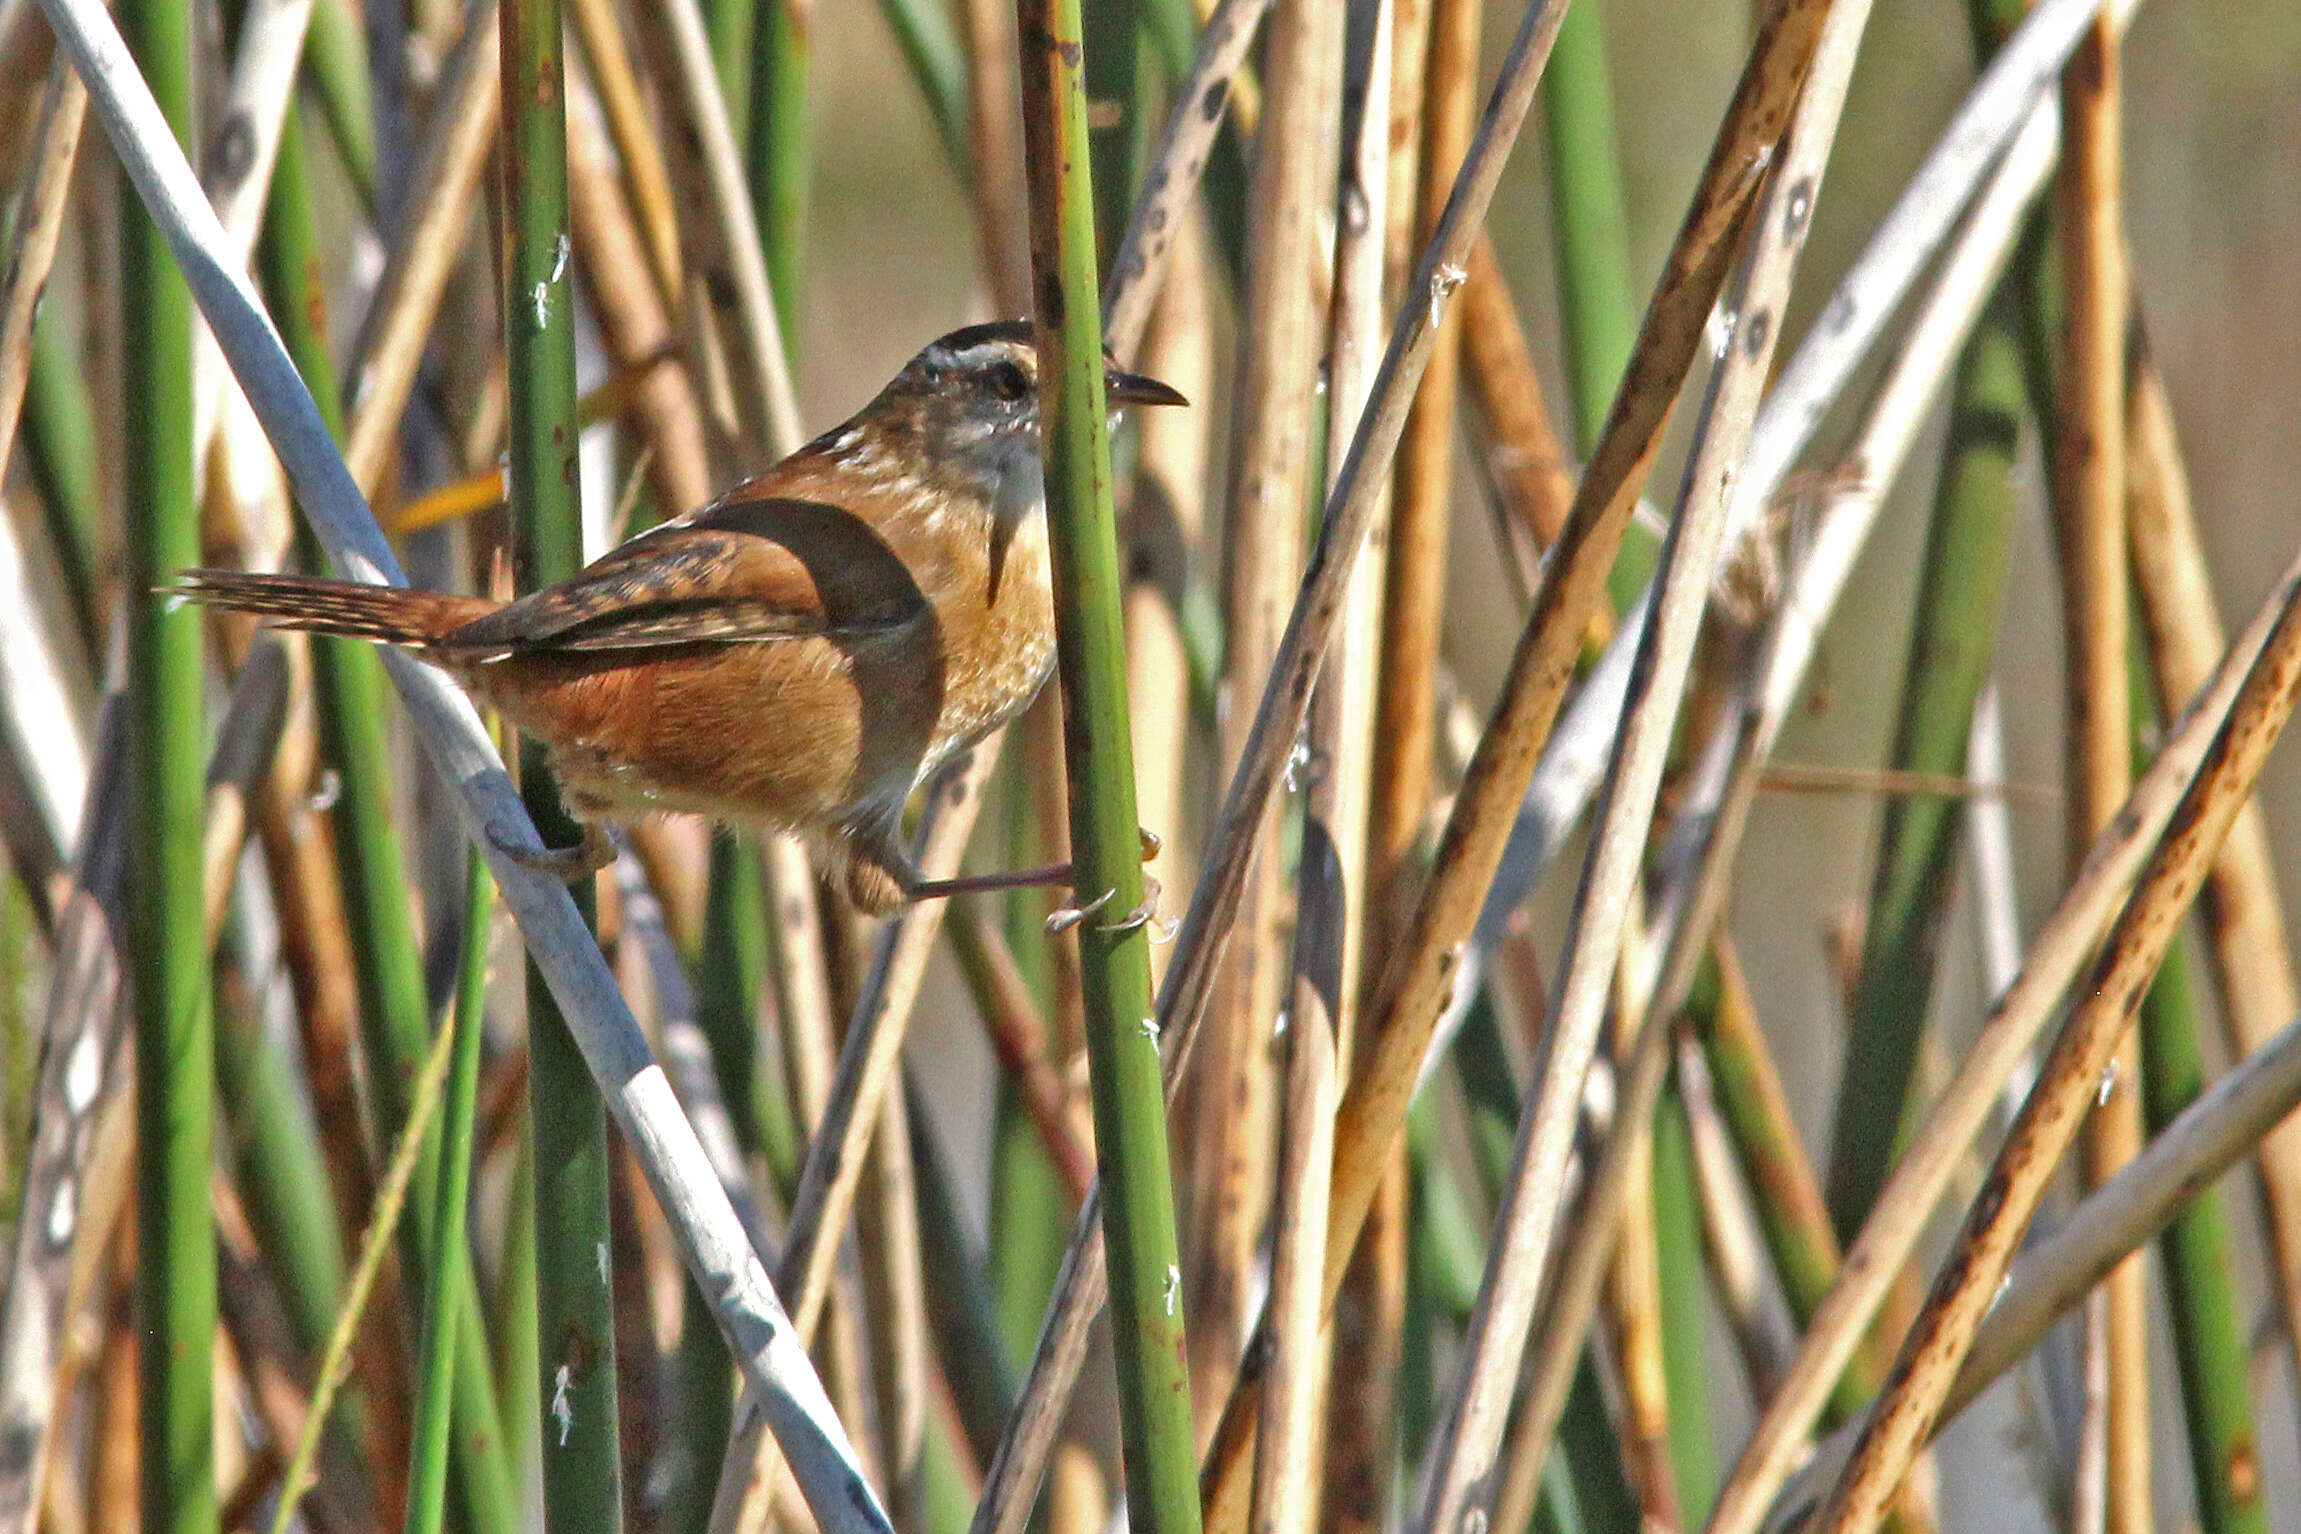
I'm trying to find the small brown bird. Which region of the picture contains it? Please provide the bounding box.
[181,321,1186,913]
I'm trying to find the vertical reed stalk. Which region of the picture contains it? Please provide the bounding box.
[1367,0,1478,916]
[501,0,624,1522]
[1014,1,1201,1527]
[2137,937,2269,1534]
[2125,326,2301,1389]
[1306,4,1396,1523]
[257,100,519,1534]
[1539,0,1634,466]
[119,0,214,1523]
[404,854,495,1534]
[1189,0,1343,1414]
[1825,290,2022,1237]
[2051,12,2142,1525]
[748,0,808,333]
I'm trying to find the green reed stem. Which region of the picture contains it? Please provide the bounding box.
[501,0,623,1520]
[22,296,102,661]
[211,905,361,1442]
[748,0,808,334]
[1652,1081,1713,1519]
[1082,0,1141,258]
[405,852,496,1534]
[257,105,521,1534]
[1539,0,1651,604]
[875,0,970,175]
[497,1131,543,1491]
[907,1078,1020,1467]
[120,0,214,1520]
[303,0,379,211]
[1014,2,1199,1524]
[1824,290,2021,1240]
[2140,933,2270,1534]
[704,0,756,152]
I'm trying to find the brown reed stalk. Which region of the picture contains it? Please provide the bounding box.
[1248,973,1338,1534]
[1328,14,1430,1524]
[1306,11,1398,1521]
[564,66,713,516]
[1459,232,1577,572]
[858,1079,932,1530]
[946,905,1096,1202]
[341,5,501,493]
[563,0,683,301]
[1808,543,2301,1534]
[1186,0,1345,1418]
[1367,0,1479,915]
[956,0,1030,313]
[2047,10,2142,1522]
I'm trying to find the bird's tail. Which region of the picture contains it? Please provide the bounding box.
[175,570,498,649]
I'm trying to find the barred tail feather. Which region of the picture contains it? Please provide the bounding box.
[175,570,496,649]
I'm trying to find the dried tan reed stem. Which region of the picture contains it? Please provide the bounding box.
[2047,14,2142,1522]
[1187,0,1345,1415]
[1368,0,1480,913]
[562,0,683,302]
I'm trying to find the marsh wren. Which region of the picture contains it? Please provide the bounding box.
[182,321,1187,913]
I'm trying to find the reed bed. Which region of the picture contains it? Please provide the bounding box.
[1,0,2299,1530]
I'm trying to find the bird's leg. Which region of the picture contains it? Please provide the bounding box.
[904,827,1161,903]
[490,819,617,882]
[906,862,1075,900]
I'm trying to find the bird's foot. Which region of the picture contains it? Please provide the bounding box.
[490,820,616,882]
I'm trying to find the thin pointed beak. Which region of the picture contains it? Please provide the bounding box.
[1107,369,1189,408]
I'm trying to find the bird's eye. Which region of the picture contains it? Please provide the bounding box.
[988,360,1032,401]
